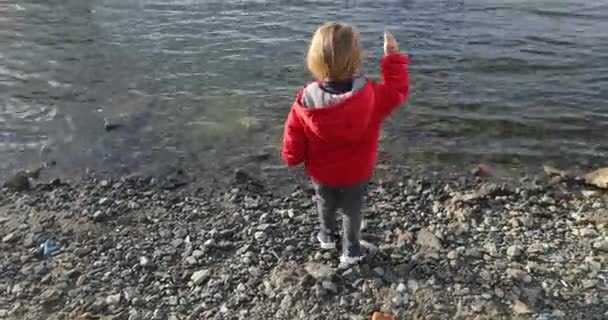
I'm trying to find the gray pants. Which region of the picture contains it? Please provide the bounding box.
[314,182,366,256]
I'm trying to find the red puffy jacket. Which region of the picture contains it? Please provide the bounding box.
[281,53,410,187]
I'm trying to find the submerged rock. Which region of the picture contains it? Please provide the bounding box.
[3,172,30,191]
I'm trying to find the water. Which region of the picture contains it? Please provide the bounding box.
[1,0,607,180]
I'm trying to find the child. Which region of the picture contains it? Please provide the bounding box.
[281,22,410,265]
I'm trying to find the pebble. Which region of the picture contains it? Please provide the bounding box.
[92,210,104,221]
[447,250,459,260]
[105,293,121,306]
[507,245,523,260]
[128,310,141,320]
[254,231,267,241]
[139,256,154,269]
[192,250,205,259]
[191,270,211,286]
[373,267,385,277]
[416,228,442,250]
[280,294,292,310]
[512,300,532,315]
[396,283,408,293]
[465,247,484,259]
[305,262,335,280]
[322,281,338,294]
[74,247,91,257]
[3,232,18,243]
[593,240,608,252]
[580,228,597,237]
[153,309,165,320]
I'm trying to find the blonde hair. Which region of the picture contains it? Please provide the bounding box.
[307,22,362,82]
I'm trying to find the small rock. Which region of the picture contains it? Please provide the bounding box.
[512,300,532,315]
[280,294,292,310]
[396,283,407,293]
[74,247,91,257]
[191,269,211,286]
[192,250,205,259]
[90,298,107,313]
[494,287,505,298]
[507,245,523,260]
[139,256,154,269]
[185,257,197,265]
[254,231,267,241]
[373,267,385,277]
[593,240,608,252]
[98,197,110,205]
[580,227,597,238]
[483,242,498,257]
[447,250,459,260]
[2,232,18,243]
[168,296,178,306]
[128,310,141,320]
[153,309,165,320]
[416,228,442,250]
[92,210,104,222]
[465,247,483,259]
[304,262,335,280]
[105,293,121,306]
[322,281,338,293]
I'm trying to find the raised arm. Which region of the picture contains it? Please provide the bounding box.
[374,32,410,119]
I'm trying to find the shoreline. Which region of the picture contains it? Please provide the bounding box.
[0,169,606,320]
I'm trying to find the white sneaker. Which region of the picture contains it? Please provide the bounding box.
[339,254,364,267]
[317,232,337,250]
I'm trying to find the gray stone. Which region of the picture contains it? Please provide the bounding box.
[74,247,91,257]
[593,240,608,252]
[153,309,165,320]
[254,231,267,241]
[507,245,523,260]
[185,257,197,265]
[191,250,205,259]
[105,293,121,306]
[483,242,498,256]
[512,300,532,315]
[304,262,335,280]
[416,228,442,250]
[93,210,104,222]
[2,232,18,243]
[447,250,459,260]
[396,283,407,293]
[465,247,484,259]
[139,256,154,269]
[322,281,338,293]
[90,298,107,313]
[168,296,178,306]
[280,294,292,310]
[373,267,385,277]
[580,228,597,238]
[98,197,111,205]
[314,283,326,297]
[191,269,211,286]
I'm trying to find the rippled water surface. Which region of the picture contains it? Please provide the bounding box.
[1,0,607,179]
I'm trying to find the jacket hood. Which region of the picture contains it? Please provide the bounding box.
[292,81,375,143]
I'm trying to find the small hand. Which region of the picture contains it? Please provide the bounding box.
[384,31,400,56]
